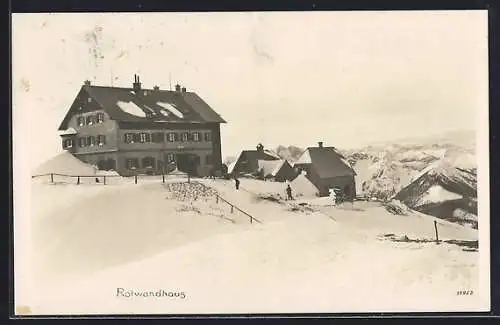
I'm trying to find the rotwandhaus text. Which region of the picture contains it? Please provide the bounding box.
[116,288,186,299]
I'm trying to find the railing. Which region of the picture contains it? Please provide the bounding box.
[214,193,262,224]
[31,172,188,185]
[191,181,262,224]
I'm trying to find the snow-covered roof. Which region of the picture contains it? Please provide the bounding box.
[294,146,356,178]
[157,102,184,119]
[227,160,238,174]
[59,127,77,136]
[117,100,147,117]
[258,159,286,177]
[58,84,226,131]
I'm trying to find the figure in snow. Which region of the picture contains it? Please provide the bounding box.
[286,184,293,200]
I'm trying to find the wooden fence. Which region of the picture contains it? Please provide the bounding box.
[31,172,190,185]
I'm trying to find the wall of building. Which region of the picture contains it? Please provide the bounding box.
[116,128,213,151]
[115,149,214,177]
[66,109,120,155]
[317,174,356,198]
[210,123,223,169]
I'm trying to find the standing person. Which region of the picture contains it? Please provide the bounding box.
[234,176,240,190]
[286,184,293,201]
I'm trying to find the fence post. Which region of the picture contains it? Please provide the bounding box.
[103,176,106,185]
[135,174,138,184]
[50,173,54,183]
[216,195,219,204]
[434,220,439,243]
[162,174,165,184]
[250,216,253,224]
[231,205,234,213]
[77,176,80,185]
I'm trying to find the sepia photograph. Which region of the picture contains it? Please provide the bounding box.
[12,10,490,315]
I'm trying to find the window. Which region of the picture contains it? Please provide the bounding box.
[124,133,135,144]
[166,153,175,162]
[167,132,178,142]
[77,117,85,126]
[126,158,139,170]
[97,113,104,123]
[98,135,106,146]
[152,132,165,143]
[204,132,212,142]
[205,154,213,165]
[87,136,95,147]
[78,137,86,147]
[139,133,150,143]
[87,97,92,103]
[142,156,156,169]
[192,132,201,142]
[86,115,95,125]
[180,132,189,142]
[62,139,73,149]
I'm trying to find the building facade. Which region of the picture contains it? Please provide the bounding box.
[293,142,357,198]
[58,76,226,177]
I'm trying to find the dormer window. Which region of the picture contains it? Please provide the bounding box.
[77,116,85,126]
[97,113,104,123]
[181,132,189,142]
[204,132,212,142]
[192,132,201,142]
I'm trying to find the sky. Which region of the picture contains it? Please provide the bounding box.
[12,11,488,170]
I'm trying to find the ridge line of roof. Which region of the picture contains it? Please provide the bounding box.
[84,85,196,94]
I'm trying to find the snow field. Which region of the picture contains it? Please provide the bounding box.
[27,177,483,314]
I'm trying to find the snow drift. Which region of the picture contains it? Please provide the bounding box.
[33,152,98,176]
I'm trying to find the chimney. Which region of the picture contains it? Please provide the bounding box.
[256,143,264,152]
[175,84,181,92]
[153,85,160,91]
[318,141,323,148]
[181,87,187,93]
[84,80,91,86]
[133,74,142,91]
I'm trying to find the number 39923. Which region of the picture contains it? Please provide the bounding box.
[457,290,474,296]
